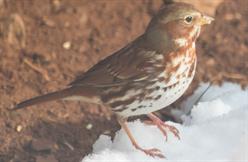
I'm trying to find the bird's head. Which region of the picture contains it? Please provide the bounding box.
[145,2,214,50]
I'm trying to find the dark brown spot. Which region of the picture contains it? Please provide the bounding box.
[146,88,156,94]
[155,86,160,90]
[145,96,153,100]
[158,77,164,82]
[154,95,162,100]
[114,106,128,112]
[111,97,135,109]
[167,81,179,89]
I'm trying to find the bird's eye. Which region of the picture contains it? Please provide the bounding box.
[184,16,193,24]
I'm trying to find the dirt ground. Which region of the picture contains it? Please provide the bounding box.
[0,0,247,162]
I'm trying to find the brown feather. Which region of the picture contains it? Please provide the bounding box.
[13,86,99,110]
[68,35,164,88]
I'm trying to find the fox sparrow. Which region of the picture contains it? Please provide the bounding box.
[13,2,213,158]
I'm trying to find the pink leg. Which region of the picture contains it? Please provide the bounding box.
[117,117,165,158]
[147,113,180,141]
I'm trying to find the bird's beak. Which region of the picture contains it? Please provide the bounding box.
[198,15,214,25]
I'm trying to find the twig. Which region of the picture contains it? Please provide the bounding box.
[194,83,212,105]
[63,141,74,151]
[23,58,50,81]
[185,83,212,116]
[222,72,246,80]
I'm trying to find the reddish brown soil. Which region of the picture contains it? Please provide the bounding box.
[0,0,247,162]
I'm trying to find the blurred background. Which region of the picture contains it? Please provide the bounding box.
[0,0,247,161]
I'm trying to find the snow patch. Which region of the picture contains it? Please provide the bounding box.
[82,82,248,162]
[190,99,232,124]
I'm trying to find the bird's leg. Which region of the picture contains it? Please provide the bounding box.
[146,113,180,141]
[117,117,165,158]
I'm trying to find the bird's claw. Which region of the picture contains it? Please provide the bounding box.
[159,122,180,140]
[145,114,181,141]
[139,148,165,158]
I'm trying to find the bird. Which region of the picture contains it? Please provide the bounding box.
[12,2,213,158]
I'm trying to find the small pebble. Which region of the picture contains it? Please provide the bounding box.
[86,123,93,130]
[63,41,71,50]
[16,125,22,132]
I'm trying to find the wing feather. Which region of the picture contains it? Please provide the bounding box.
[69,36,161,88]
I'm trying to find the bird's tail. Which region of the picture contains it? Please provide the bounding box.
[12,87,82,110]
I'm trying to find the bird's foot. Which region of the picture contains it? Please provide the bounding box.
[118,117,165,158]
[146,113,180,141]
[135,146,165,158]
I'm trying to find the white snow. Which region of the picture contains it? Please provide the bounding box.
[82,82,248,162]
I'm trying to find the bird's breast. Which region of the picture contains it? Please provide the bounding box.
[163,42,196,85]
[114,43,197,117]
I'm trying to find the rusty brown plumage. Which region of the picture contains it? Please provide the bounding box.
[13,2,214,158]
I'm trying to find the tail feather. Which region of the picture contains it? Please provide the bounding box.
[13,87,76,110]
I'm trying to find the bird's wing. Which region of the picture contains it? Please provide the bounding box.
[69,38,162,88]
